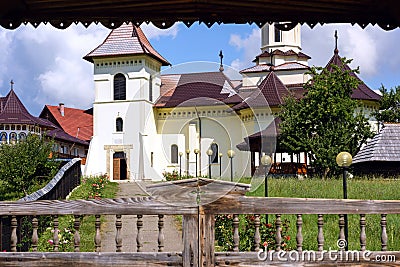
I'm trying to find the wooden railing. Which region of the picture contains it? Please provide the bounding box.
[20,158,81,201]
[0,178,399,266]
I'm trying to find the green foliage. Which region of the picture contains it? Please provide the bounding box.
[279,59,373,177]
[162,169,193,181]
[215,214,292,251]
[373,85,400,123]
[0,134,58,199]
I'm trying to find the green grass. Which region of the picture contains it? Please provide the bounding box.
[239,177,400,251]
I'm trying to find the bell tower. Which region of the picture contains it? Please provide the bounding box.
[83,23,169,181]
[261,23,302,53]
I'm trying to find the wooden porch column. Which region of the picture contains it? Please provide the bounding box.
[182,214,199,267]
[199,207,215,267]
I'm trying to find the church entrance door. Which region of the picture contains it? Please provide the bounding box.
[113,152,127,180]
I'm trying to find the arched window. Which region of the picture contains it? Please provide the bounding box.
[9,132,17,144]
[0,132,7,144]
[211,143,219,163]
[171,144,178,164]
[18,132,26,142]
[116,117,123,132]
[114,73,126,100]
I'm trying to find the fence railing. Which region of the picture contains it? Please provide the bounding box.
[0,178,399,266]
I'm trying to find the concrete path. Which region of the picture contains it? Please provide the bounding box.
[101,182,183,252]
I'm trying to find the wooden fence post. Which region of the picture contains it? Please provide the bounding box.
[182,214,199,267]
[199,207,215,267]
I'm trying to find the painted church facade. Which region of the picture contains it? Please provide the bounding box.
[83,23,380,181]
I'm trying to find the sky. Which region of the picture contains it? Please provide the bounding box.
[0,22,399,115]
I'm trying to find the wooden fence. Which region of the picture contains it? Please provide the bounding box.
[0,178,399,266]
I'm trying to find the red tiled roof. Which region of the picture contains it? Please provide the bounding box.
[325,50,381,101]
[0,89,55,128]
[231,72,290,110]
[84,23,169,66]
[40,105,93,142]
[155,72,236,108]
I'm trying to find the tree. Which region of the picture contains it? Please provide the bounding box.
[279,58,374,177]
[0,134,58,199]
[373,85,400,123]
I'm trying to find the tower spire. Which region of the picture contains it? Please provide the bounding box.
[334,30,339,54]
[10,80,14,90]
[219,50,224,72]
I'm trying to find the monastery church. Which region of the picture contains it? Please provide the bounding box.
[82,23,380,181]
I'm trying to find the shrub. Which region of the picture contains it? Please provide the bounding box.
[215,214,292,251]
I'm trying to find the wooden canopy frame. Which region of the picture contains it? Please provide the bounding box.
[1,0,398,30]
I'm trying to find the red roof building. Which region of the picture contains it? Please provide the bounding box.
[40,104,93,142]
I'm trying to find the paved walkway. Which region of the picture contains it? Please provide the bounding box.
[101,182,183,252]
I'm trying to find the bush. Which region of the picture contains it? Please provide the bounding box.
[215,214,292,251]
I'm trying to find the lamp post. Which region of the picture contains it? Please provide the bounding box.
[186,149,190,176]
[179,152,183,178]
[206,149,213,179]
[336,151,352,251]
[261,154,272,222]
[219,152,223,178]
[194,148,200,177]
[227,149,235,182]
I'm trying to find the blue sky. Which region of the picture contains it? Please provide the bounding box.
[0,22,399,115]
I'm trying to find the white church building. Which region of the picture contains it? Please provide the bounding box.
[83,23,380,181]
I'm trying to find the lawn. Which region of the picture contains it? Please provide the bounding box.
[237,177,400,251]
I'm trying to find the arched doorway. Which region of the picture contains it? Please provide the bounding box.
[113,152,127,180]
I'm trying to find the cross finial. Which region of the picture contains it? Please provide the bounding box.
[334,30,339,54]
[219,50,224,72]
[10,80,14,90]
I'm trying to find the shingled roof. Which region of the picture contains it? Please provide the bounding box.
[325,49,381,101]
[84,23,169,66]
[230,71,290,110]
[353,123,400,163]
[0,89,54,128]
[155,72,236,108]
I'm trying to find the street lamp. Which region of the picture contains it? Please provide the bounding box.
[179,152,183,178]
[219,152,223,177]
[261,154,272,223]
[206,149,213,179]
[336,151,352,251]
[227,149,235,182]
[186,149,190,176]
[194,148,200,177]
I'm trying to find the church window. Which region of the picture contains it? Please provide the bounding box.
[171,144,178,164]
[18,132,26,142]
[0,132,6,144]
[114,73,126,100]
[274,24,282,42]
[10,132,17,144]
[210,143,219,163]
[116,117,123,132]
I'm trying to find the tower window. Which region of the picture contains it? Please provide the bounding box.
[114,73,126,100]
[171,144,178,164]
[116,117,123,132]
[274,24,282,42]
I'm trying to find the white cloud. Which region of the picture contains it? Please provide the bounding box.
[228,28,261,71]
[14,24,109,109]
[141,22,179,40]
[302,24,400,85]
